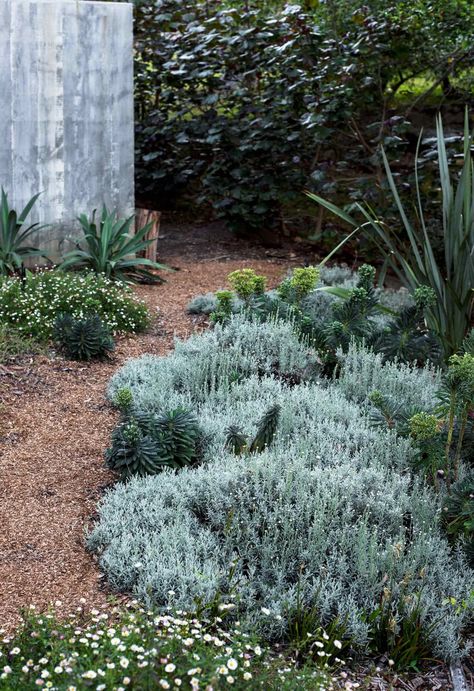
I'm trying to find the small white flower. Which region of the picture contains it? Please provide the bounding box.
[260,607,271,616]
[165,663,176,673]
[334,639,342,649]
[226,658,238,671]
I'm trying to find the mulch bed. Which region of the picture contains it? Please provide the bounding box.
[0,223,470,689]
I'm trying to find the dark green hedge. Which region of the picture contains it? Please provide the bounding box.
[133,1,474,239]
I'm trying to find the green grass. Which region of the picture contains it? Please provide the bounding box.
[0,324,43,365]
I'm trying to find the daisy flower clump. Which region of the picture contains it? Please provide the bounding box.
[0,602,333,690]
[0,270,149,341]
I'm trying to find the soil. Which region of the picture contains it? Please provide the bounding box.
[0,221,470,689]
[0,221,299,628]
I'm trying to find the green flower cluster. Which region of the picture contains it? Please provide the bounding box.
[227,270,266,302]
[409,412,440,441]
[0,271,149,341]
[278,266,320,304]
[447,353,474,401]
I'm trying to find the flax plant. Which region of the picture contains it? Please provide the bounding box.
[308,111,474,358]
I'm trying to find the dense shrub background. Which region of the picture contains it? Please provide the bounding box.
[132,0,474,238]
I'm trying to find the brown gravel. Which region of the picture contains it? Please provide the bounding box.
[0,255,292,629]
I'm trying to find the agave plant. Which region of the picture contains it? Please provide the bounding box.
[308,112,474,358]
[0,188,47,276]
[60,207,169,283]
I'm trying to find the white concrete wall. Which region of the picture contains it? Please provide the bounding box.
[0,0,134,262]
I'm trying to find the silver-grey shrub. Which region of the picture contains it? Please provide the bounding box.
[92,317,472,663]
[186,291,218,314]
[89,444,472,661]
[123,374,413,469]
[108,314,316,410]
[338,342,441,410]
[187,292,243,315]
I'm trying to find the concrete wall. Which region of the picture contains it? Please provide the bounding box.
[0,0,134,262]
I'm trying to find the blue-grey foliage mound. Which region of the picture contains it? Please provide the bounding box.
[108,314,316,410]
[90,316,473,662]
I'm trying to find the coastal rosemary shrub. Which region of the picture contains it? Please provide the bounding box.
[108,314,316,411]
[337,342,441,411]
[0,270,149,340]
[187,292,220,315]
[89,447,473,662]
[345,339,474,564]
[92,316,473,664]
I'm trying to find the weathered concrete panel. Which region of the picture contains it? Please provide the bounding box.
[0,0,134,262]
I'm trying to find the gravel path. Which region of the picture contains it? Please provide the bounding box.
[0,252,292,629]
